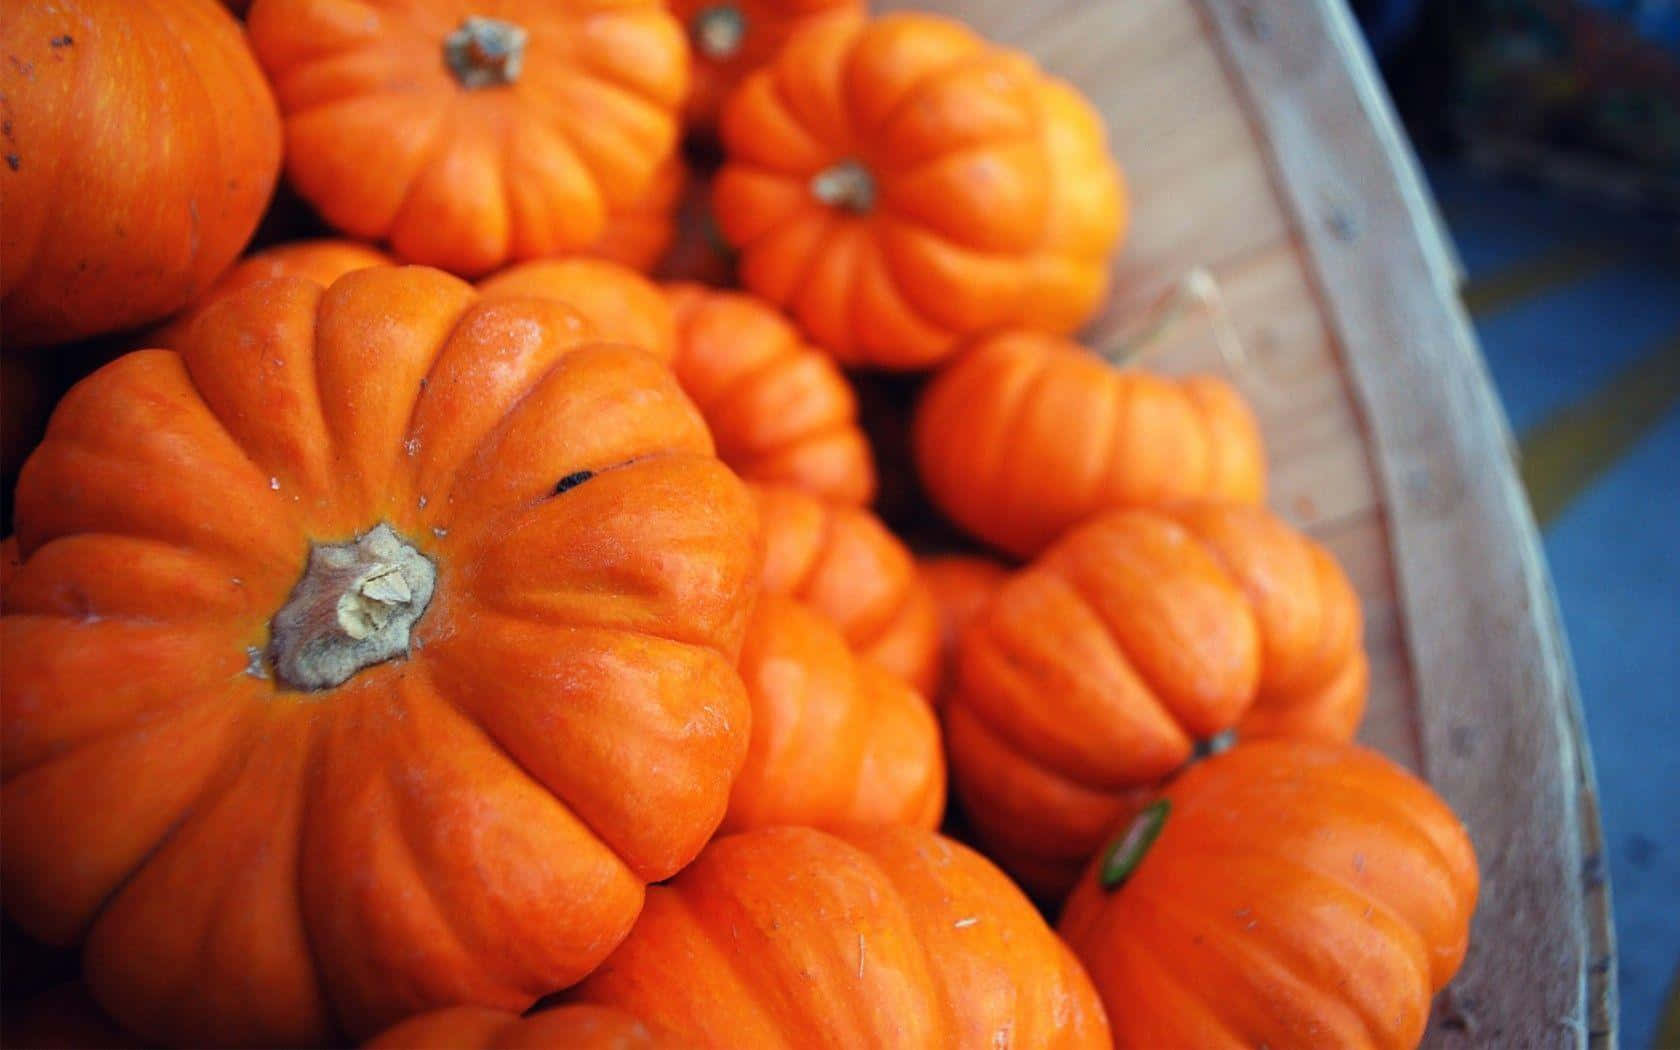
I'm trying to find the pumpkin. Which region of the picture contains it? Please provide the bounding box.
[754,484,940,697]
[0,267,761,1046]
[712,13,1125,369]
[245,0,689,277]
[944,505,1365,898]
[914,330,1266,558]
[367,1004,679,1049]
[671,0,864,131]
[572,824,1112,1048]
[590,153,686,274]
[149,240,394,349]
[0,983,140,1050]
[1060,739,1478,1050]
[668,284,876,505]
[725,595,944,834]
[0,0,281,349]
[917,555,1011,707]
[479,258,676,365]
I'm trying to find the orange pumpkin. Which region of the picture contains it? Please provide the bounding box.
[589,153,686,274]
[917,554,1011,707]
[754,484,940,697]
[246,0,689,277]
[573,825,1112,1047]
[671,0,864,131]
[914,330,1266,558]
[149,240,394,349]
[479,258,676,365]
[713,13,1125,369]
[0,267,760,1046]
[725,595,944,834]
[945,505,1365,898]
[668,284,875,505]
[0,0,281,349]
[1060,739,1478,1050]
[367,1004,679,1050]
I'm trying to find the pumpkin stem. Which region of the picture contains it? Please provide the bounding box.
[811,159,877,214]
[267,523,437,692]
[1098,799,1170,891]
[1096,267,1249,376]
[692,5,748,60]
[445,16,528,89]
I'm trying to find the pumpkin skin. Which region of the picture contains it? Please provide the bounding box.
[246,0,689,277]
[572,825,1112,1048]
[0,0,282,349]
[479,258,676,365]
[671,0,864,131]
[668,284,875,505]
[1060,739,1479,1050]
[366,1004,680,1050]
[754,484,940,697]
[590,153,686,273]
[914,330,1266,558]
[917,555,1011,707]
[0,268,760,1046]
[945,505,1365,898]
[713,13,1125,369]
[724,595,944,834]
[149,239,394,349]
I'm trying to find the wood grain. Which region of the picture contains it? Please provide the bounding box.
[874,0,1614,1045]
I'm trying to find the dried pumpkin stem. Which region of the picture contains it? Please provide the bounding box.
[811,159,877,214]
[445,16,528,89]
[267,523,437,692]
[692,5,748,60]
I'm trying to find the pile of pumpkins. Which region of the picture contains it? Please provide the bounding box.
[0,1,1480,1048]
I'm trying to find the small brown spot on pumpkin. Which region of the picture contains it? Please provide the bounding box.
[4,154,17,171]
[49,35,73,48]
[554,469,594,495]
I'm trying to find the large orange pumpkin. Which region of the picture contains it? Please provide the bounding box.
[945,505,1365,898]
[1060,739,1478,1050]
[478,258,676,365]
[367,1004,679,1049]
[724,595,944,834]
[589,153,686,274]
[914,330,1267,558]
[572,825,1112,1047]
[917,554,1011,708]
[712,13,1125,369]
[671,0,863,131]
[0,268,761,1046]
[245,0,689,277]
[754,484,939,697]
[0,0,281,349]
[668,284,875,505]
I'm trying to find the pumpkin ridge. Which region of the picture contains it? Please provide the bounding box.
[844,28,996,150]
[656,868,810,1035]
[986,357,1065,543]
[383,99,469,253]
[694,329,806,422]
[548,10,687,114]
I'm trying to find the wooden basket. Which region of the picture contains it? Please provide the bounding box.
[875,0,1617,1045]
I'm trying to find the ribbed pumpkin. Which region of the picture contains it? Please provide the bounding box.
[0,268,760,1046]
[945,504,1366,898]
[754,484,940,697]
[590,153,686,274]
[725,595,944,834]
[668,284,875,505]
[150,240,394,349]
[671,0,864,131]
[917,555,1011,707]
[0,0,281,349]
[1060,739,1478,1050]
[915,330,1266,558]
[478,258,676,365]
[367,1004,679,1050]
[246,0,689,276]
[712,13,1125,369]
[572,825,1112,1048]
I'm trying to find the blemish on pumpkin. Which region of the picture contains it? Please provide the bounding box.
[953,916,978,928]
[554,469,594,494]
[4,154,17,171]
[49,35,72,48]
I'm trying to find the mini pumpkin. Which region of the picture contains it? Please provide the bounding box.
[479,258,676,365]
[671,0,864,131]
[0,0,281,349]
[712,13,1125,369]
[0,268,760,1046]
[1060,739,1478,1050]
[367,1004,679,1049]
[246,0,689,276]
[668,284,876,505]
[573,825,1112,1047]
[754,484,940,697]
[917,555,1011,708]
[725,595,944,834]
[914,330,1266,558]
[589,153,686,274]
[945,505,1366,898]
